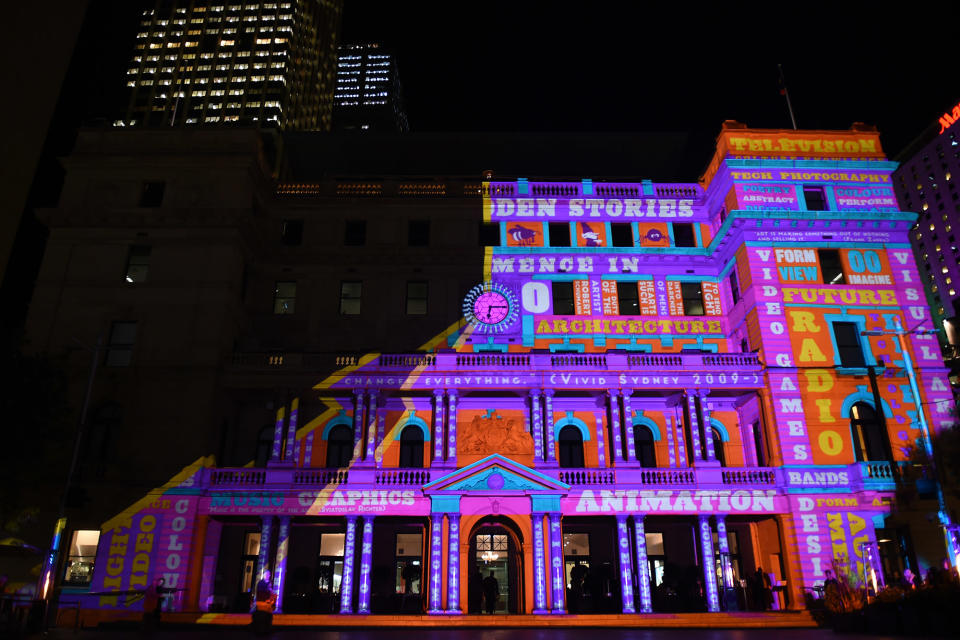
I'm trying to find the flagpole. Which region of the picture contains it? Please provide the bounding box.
[778,64,798,130]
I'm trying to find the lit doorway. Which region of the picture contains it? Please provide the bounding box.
[468,520,523,614]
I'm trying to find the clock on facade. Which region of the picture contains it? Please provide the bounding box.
[462,282,519,333]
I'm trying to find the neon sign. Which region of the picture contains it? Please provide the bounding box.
[938,101,960,134]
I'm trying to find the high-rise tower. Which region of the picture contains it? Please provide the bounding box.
[333,43,409,132]
[119,0,342,130]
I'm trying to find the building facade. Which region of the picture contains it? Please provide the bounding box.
[47,123,960,619]
[333,44,409,133]
[119,0,342,129]
[893,98,960,377]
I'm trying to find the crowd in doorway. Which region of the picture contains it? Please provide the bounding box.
[469,568,501,614]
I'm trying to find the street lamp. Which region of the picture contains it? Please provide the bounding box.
[862,319,960,570]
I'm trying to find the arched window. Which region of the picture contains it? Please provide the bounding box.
[711,428,726,467]
[326,424,353,468]
[850,402,888,461]
[558,425,585,468]
[633,425,656,468]
[399,425,424,468]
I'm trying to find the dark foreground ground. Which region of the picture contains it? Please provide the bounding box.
[33,628,898,640]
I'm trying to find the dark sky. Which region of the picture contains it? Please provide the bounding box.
[52,2,960,167]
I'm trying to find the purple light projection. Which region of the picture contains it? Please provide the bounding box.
[530,390,543,461]
[698,515,720,612]
[672,406,687,466]
[433,390,444,463]
[633,516,653,613]
[548,513,564,613]
[358,516,374,613]
[699,392,716,462]
[686,395,702,462]
[716,515,733,608]
[365,392,378,460]
[616,515,636,613]
[284,399,298,462]
[339,516,357,614]
[273,516,290,612]
[609,390,624,462]
[531,513,548,613]
[428,515,443,614]
[446,391,458,462]
[664,413,676,467]
[270,407,285,461]
[352,390,364,452]
[623,391,636,462]
[254,515,274,611]
[544,391,556,463]
[446,514,461,612]
[594,415,605,467]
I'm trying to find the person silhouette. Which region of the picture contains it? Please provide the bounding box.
[482,571,500,614]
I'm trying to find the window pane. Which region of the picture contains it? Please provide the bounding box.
[552,281,575,315]
[680,282,704,316]
[344,220,366,246]
[611,223,633,247]
[396,533,422,556]
[281,219,303,245]
[645,532,665,555]
[804,186,827,210]
[819,249,845,284]
[340,281,362,315]
[548,222,571,247]
[673,223,696,247]
[408,220,430,246]
[125,245,151,283]
[273,281,296,314]
[616,281,640,315]
[406,281,428,315]
[106,321,137,367]
[244,532,261,556]
[834,321,866,367]
[320,533,346,557]
[563,533,590,555]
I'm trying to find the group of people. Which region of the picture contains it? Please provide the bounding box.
[468,568,501,614]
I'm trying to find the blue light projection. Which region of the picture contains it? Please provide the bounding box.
[447,514,461,612]
[358,516,374,613]
[532,513,548,613]
[339,516,357,614]
[616,515,636,613]
[429,515,443,614]
[549,513,564,612]
[698,515,720,612]
[633,516,653,612]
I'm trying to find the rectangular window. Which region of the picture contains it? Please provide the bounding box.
[63,530,100,586]
[478,221,500,246]
[406,281,428,315]
[616,281,640,315]
[281,219,303,245]
[395,532,423,595]
[340,281,362,315]
[819,249,845,284]
[139,181,165,207]
[673,223,696,247]
[125,245,151,283]
[729,269,740,305]
[803,185,827,211]
[610,223,634,247]
[273,281,296,314]
[408,220,430,246]
[106,321,137,367]
[548,222,571,247]
[752,421,766,466]
[680,282,705,316]
[344,220,366,246]
[834,321,866,367]
[552,281,575,315]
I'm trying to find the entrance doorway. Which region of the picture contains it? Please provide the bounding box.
[468,519,523,614]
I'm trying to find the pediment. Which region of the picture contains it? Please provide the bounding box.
[423,454,569,493]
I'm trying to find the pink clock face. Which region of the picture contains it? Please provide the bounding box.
[473,291,510,324]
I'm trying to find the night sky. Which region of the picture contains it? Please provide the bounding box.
[41,2,960,178]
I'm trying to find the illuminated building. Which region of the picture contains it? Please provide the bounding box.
[33,122,959,622]
[118,0,342,129]
[893,99,960,376]
[333,43,409,132]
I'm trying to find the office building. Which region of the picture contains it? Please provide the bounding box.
[333,44,408,132]
[118,0,342,129]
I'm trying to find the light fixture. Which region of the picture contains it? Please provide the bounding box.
[480,550,499,562]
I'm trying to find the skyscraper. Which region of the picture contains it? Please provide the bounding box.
[893,98,960,378]
[333,43,409,132]
[119,0,342,130]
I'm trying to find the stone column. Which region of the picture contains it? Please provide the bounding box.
[664,413,676,467]
[531,513,548,613]
[548,513,565,613]
[716,515,734,610]
[432,389,445,465]
[270,406,285,462]
[364,392,378,461]
[252,515,274,612]
[633,516,653,613]
[544,390,557,463]
[352,390,365,455]
[284,398,299,462]
[685,394,703,462]
[446,391,459,462]
[623,391,636,462]
[428,514,444,614]
[673,404,688,466]
[446,514,461,613]
[358,515,375,614]
[616,515,636,613]
[698,515,719,612]
[699,391,716,462]
[530,390,544,462]
[273,516,290,612]
[376,412,386,466]
[608,390,624,463]
[339,516,358,614]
